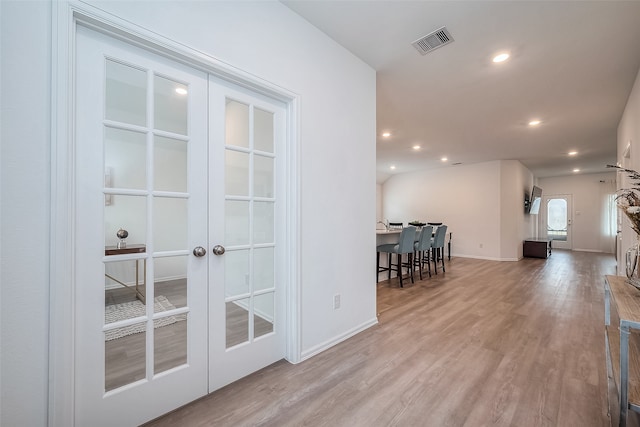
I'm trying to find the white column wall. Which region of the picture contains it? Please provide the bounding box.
[1,1,376,424]
[618,67,640,263]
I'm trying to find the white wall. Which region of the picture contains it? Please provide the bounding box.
[0,1,376,424]
[383,161,502,259]
[382,160,534,260]
[618,67,640,262]
[500,160,536,260]
[1,2,52,426]
[537,173,617,253]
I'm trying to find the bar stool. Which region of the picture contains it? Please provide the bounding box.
[431,225,448,274]
[413,225,433,280]
[388,222,403,230]
[377,226,416,287]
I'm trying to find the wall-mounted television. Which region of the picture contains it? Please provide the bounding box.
[528,186,543,214]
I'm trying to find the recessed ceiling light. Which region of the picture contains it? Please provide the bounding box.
[573,168,580,173]
[441,157,448,162]
[175,87,188,95]
[568,151,578,156]
[390,165,396,170]
[528,120,541,126]
[382,132,391,138]
[413,145,421,150]
[492,53,510,63]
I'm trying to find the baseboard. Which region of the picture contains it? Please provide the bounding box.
[451,254,519,262]
[299,317,379,362]
[573,248,611,253]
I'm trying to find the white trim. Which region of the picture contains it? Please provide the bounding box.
[49,2,76,426]
[49,2,301,425]
[573,248,608,253]
[299,318,379,362]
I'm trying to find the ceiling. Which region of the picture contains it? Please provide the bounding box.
[281,1,640,183]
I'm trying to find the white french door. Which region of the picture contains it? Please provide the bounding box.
[542,194,573,250]
[208,78,287,390]
[74,26,286,426]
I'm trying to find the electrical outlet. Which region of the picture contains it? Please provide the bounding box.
[333,294,341,310]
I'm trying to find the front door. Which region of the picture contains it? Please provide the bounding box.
[543,195,573,250]
[75,26,287,426]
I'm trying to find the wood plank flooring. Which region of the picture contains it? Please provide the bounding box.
[146,250,620,427]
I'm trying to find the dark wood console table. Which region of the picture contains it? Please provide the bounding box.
[523,238,551,259]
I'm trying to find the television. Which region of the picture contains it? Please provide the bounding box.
[527,186,543,214]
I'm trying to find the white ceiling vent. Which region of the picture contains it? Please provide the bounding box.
[412,27,454,55]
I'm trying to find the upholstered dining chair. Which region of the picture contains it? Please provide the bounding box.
[377,225,416,287]
[413,225,433,280]
[431,225,448,274]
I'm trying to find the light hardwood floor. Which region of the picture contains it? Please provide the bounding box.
[146,250,620,426]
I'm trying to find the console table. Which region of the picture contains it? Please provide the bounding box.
[105,244,146,303]
[605,275,640,426]
[523,238,551,258]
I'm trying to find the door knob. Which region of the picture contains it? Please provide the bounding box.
[212,245,226,256]
[193,246,207,257]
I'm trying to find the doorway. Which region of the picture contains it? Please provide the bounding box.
[542,195,573,250]
[74,26,289,426]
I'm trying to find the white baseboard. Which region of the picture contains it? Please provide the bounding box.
[451,253,519,262]
[299,317,379,362]
[573,248,611,253]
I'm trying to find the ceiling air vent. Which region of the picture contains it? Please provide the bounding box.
[412,27,454,55]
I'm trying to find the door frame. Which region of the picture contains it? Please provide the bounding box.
[49,3,301,426]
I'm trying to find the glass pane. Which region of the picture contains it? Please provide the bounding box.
[225,200,250,246]
[154,197,187,252]
[254,201,274,244]
[105,60,146,126]
[254,155,274,198]
[155,315,188,374]
[105,259,146,320]
[226,298,249,348]
[154,256,187,310]
[225,249,250,298]
[225,150,249,196]
[154,136,187,192]
[254,108,274,153]
[254,247,274,292]
[154,75,188,135]
[104,127,146,191]
[104,195,147,249]
[226,100,249,148]
[254,292,274,339]
[548,199,568,230]
[105,322,146,392]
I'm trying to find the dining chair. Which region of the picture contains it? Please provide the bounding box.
[377,225,417,287]
[431,225,448,274]
[413,225,433,280]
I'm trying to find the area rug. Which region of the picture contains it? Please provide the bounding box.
[105,295,186,341]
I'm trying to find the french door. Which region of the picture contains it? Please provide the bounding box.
[75,26,286,426]
[543,195,573,250]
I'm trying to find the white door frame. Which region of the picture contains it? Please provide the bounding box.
[49,3,301,426]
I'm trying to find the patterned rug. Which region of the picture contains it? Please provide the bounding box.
[105,295,186,341]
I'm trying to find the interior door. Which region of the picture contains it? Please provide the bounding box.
[543,195,573,250]
[75,27,209,426]
[208,78,287,391]
[75,26,289,425]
